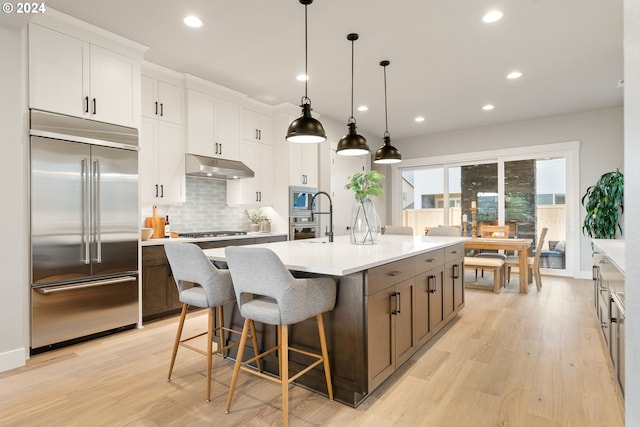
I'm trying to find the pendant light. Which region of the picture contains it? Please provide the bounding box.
[286,0,326,144]
[373,60,402,164]
[336,33,369,156]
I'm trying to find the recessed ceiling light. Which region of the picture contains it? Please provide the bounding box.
[482,10,503,23]
[296,74,309,81]
[184,16,203,28]
[507,71,522,79]
[357,105,368,112]
[483,104,495,111]
[414,116,425,122]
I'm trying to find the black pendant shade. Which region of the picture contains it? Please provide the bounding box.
[374,134,402,164]
[337,33,369,156]
[286,0,326,144]
[286,102,326,143]
[373,60,402,164]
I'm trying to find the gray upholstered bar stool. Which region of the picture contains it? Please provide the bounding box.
[224,246,337,427]
[164,242,260,402]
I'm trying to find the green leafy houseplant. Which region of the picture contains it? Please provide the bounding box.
[345,171,385,203]
[245,208,268,224]
[581,169,624,239]
[345,171,385,244]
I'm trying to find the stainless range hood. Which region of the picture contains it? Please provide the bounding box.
[185,153,254,179]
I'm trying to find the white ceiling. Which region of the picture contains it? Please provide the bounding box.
[21,0,627,140]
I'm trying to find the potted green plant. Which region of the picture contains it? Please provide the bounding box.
[345,171,384,244]
[581,169,624,239]
[245,208,269,232]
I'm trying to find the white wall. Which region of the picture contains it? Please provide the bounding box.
[0,24,28,371]
[390,107,623,273]
[624,0,639,423]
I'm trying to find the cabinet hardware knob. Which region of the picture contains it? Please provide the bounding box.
[155,184,158,197]
[92,98,97,115]
[155,101,158,115]
[160,185,164,198]
[388,270,402,277]
[84,96,89,113]
[160,103,164,116]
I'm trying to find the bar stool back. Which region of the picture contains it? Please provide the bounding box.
[164,242,260,402]
[224,246,337,427]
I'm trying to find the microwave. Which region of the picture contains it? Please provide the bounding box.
[289,186,317,217]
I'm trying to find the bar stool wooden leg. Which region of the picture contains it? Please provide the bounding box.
[317,314,333,401]
[206,307,214,402]
[249,320,262,371]
[167,304,188,381]
[281,324,289,427]
[225,318,250,414]
[218,305,226,358]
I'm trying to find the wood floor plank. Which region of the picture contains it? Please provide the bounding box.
[0,276,624,426]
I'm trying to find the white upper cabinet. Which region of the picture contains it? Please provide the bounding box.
[142,76,185,125]
[289,142,318,188]
[227,140,274,207]
[140,117,185,204]
[29,23,141,128]
[186,89,240,161]
[241,109,273,146]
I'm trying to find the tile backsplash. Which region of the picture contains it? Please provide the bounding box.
[155,177,248,232]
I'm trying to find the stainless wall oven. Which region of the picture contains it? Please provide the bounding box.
[30,110,139,352]
[289,186,317,218]
[289,186,319,240]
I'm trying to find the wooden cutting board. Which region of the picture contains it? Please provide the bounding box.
[145,205,165,238]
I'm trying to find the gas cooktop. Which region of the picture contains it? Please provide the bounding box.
[178,231,247,238]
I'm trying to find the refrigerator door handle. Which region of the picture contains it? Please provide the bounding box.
[34,276,137,294]
[82,158,91,265]
[94,159,102,263]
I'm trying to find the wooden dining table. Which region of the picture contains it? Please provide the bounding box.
[464,237,533,293]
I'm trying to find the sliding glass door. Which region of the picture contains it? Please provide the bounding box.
[396,149,571,275]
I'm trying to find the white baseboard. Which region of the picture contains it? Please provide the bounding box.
[0,347,27,373]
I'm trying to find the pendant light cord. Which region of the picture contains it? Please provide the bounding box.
[350,38,354,121]
[383,63,389,138]
[304,3,309,102]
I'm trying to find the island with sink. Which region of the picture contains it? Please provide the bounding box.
[204,234,467,407]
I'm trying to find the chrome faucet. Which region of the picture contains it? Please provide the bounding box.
[310,191,334,242]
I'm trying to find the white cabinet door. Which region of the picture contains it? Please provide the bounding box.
[140,118,159,203]
[241,109,273,146]
[156,120,185,203]
[289,143,318,187]
[227,140,274,206]
[187,90,241,160]
[142,76,185,125]
[216,98,241,161]
[90,45,139,128]
[140,117,185,204]
[29,24,89,119]
[257,142,274,205]
[186,89,217,157]
[29,24,140,128]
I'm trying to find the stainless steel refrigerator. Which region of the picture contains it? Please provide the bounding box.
[30,110,139,351]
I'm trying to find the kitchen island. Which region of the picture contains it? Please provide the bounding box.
[204,234,467,407]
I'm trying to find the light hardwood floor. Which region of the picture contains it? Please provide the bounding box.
[0,276,624,426]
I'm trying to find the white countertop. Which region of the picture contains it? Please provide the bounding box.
[141,232,288,246]
[203,234,468,276]
[593,239,625,274]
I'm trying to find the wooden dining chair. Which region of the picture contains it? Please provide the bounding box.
[506,227,548,291]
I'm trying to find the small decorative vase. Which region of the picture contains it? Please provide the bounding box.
[350,198,381,245]
[260,220,271,233]
[249,223,260,232]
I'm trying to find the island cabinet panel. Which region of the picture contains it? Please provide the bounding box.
[445,243,465,318]
[366,257,418,391]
